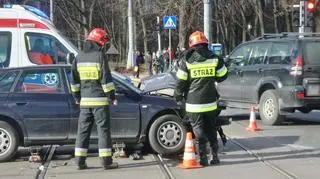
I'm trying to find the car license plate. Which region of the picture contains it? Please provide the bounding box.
[306,84,320,96]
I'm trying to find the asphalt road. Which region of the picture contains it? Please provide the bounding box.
[0,109,319,179]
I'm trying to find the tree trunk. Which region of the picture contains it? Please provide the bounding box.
[137,0,148,54]
[273,0,279,33]
[240,3,247,42]
[88,0,97,30]
[282,0,292,32]
[80,0,88,38]
[178,0,188,49]
[256,0,264,35]
[254,15,259,38]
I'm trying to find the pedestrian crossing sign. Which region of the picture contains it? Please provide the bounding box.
[163,16,177,29]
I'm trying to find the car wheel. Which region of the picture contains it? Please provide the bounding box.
[0,121,19,162]
[148,114,186,156]
[259,90,285,125]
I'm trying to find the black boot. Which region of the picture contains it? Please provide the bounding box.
[196,143,208,166]
[75,157,87,170]
[101,157,119,170]
[209,144,220,165]
[103,162,119,170]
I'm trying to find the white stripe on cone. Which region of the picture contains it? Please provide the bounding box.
[183,152,196,160]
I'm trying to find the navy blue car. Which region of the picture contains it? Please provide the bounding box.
[0,65,186,162]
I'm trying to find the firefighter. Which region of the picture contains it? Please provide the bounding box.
[71,28,118,170]
[174,31,228,166]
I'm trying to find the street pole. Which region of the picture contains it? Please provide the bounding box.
[169,28,172,67]
[127,0,134,69]
[157,16,162,55]
[50,0,53,22]
[299,0,305,33]
[203,0,212,44]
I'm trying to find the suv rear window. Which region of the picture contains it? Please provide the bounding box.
[303,41,320,65]
[0,32,12,68]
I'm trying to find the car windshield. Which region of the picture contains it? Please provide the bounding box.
[111,72,141,93]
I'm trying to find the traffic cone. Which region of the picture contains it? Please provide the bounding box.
[246,105,261,132]
[178,132,203,169]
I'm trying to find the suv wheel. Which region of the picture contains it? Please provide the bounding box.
[148,114,186,156]
[0,121,19,162]
[259,90,285,125]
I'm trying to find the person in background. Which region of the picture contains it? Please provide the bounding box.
[145,51,153,76]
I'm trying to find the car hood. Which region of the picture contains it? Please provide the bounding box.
[139,72,177,93]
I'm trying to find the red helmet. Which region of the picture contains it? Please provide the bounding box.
[188,31,208,48]
[86,28,109,46]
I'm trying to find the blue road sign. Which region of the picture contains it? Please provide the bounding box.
[163,16,177,29]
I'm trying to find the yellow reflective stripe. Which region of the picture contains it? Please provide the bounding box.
[71,84,80,92]
[186,58,218,69]
[75,148,87,157]
[102,82,115,93]
[77,62,100,68]
[186,102,218,113]
[216,65,228,77]
[80,97,109,106]
[99,148,112,157]
[176,69,188,80]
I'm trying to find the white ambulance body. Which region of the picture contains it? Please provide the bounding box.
[0,4,78,68]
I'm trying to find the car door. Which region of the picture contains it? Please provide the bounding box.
[8,68,70,141]
[109,79,141,139]
[217,43,253,101]
[241,42,271,102]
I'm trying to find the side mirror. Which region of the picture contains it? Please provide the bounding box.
[66,53,75,64]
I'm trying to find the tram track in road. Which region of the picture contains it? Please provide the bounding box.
[228,137,298,179]
[152,154,176,179]
[34,145,57,179]
[226,120,299,179]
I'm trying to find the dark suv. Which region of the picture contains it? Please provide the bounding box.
[216,33,320,125]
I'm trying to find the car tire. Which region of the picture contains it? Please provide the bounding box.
[148,114,186,156]
[0,121,19,162]
[259,90,285,125]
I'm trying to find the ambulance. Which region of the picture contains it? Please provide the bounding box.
[0,4,78,68]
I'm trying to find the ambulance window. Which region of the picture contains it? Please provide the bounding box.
[25,33,69,65]
[0,32,12,68]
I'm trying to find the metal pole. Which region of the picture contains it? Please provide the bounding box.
[299,0,305,33]
[203,0,212,44]
[157,16,162,55]
[127,0,134,69]
[50,0,53,22]
[169,28,172,67]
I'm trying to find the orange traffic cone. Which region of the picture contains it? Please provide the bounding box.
[246,105,261,132]
[178,132,203,169]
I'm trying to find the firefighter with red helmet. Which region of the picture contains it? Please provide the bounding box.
[71,28,118,170]
[174,31,228,166]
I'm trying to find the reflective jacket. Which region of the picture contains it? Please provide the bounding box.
[70,45,115,108]
[174,45,228,113]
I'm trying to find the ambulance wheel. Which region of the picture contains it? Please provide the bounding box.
[148,114,186,156]
[0,121,19,162]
